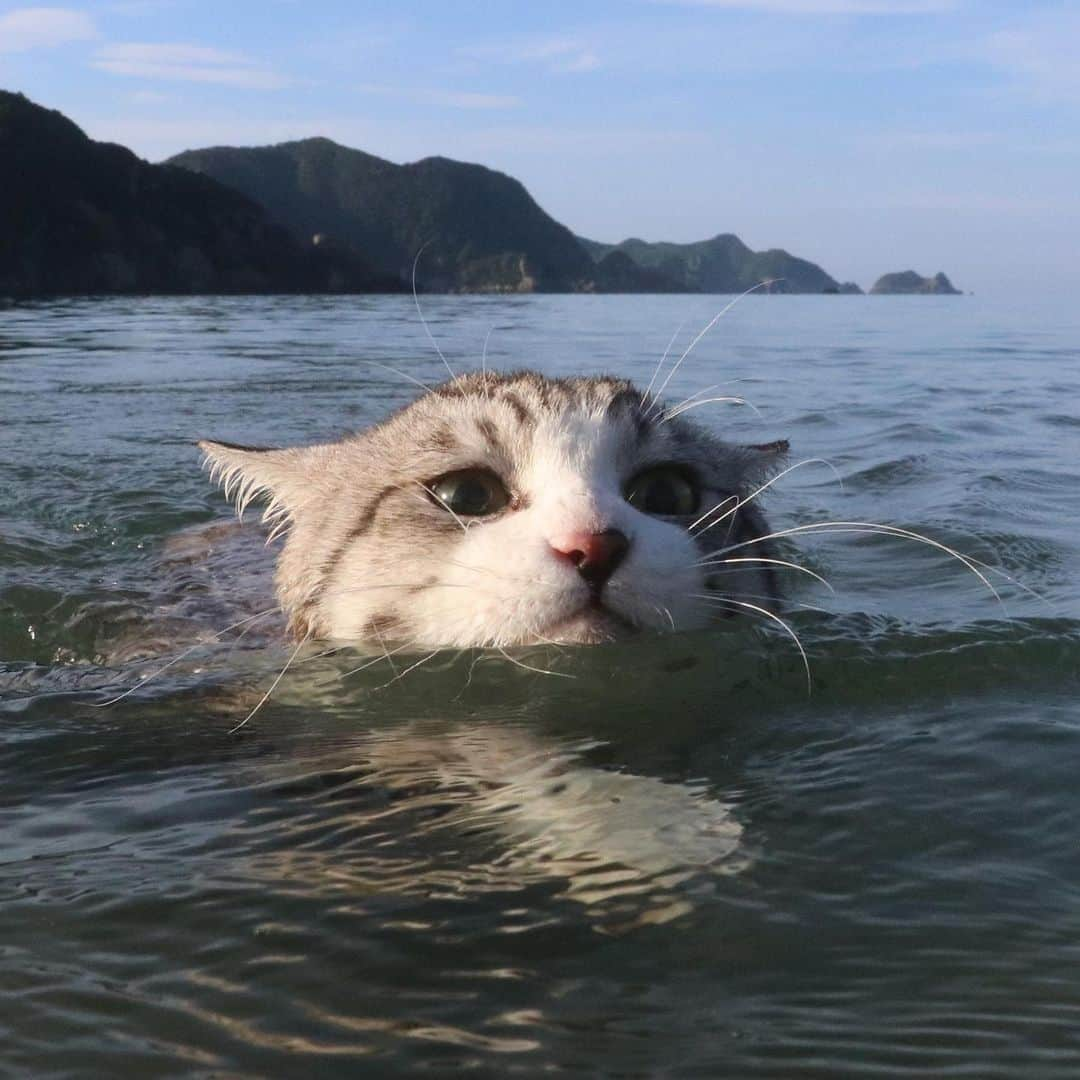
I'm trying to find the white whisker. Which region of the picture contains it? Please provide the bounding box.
[494,645,575,679]
[371,649,440,692]
[696,589,831,615]
[481,325,494,379]
[655,603,677,631]
[642,319,686,413]
[691,458,840,535]
[699,520,1006,610]
[661,395,762,424]
[352,358,435,395]
[317,581,472,603]
[289,644,345,669]
[688,494,740,535]
[452,649,487,702]
[338,639,420,680]
[440,556,558,592]
[89,606,280,707]
[659,380,749,419]
[690,594,812,693]
[415,482,470,534]
[412,242,456,383]
[228,632,311,734]
[705,556,835,593]
[647,280,778,418]
[372,619,399,679]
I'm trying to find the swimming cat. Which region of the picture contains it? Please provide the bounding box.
[199,370,788,650]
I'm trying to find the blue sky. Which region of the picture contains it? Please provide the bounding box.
[3,1,1079,294]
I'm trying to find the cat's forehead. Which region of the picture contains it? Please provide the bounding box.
[429,371,642,420]
[377,371,688,458]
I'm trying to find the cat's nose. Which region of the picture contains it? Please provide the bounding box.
[550,529,630,587]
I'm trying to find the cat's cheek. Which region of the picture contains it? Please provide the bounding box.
[407,518,584,647]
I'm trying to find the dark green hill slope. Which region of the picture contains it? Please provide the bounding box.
[579,233,860,294]
[169,138,602,292]
[0,91,400,299]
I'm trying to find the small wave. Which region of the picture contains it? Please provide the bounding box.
[841,455,932,490]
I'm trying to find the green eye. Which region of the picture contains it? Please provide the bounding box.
[429,469,510,517]
[625,466,699,516]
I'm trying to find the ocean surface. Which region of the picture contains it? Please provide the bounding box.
[2,293,1078,1077]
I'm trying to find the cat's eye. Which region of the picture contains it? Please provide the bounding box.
[625,466,699,516]
[429,469,510,517]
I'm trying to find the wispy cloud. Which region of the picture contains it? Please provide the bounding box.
[128,89,175,105]
[656,0,954,13]
[93,43,288,89]
[103,0,177,14]
[0,6,97,52]
[979,12,1080,105]
[459,36,600,74]
[449,125,709,157]
[861,131,999,151]
[356,84,521,110]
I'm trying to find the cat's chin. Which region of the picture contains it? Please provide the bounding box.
[538,603,639,646]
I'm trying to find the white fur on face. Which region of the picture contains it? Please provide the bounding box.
[326,405,723,646]
[440,410,708,646]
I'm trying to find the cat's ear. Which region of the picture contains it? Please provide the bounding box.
[198,440,315,538]
[739,438,790,485]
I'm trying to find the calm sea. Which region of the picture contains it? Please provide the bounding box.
[2,294,1079,1077]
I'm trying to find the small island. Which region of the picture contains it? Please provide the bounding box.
[870,271,962,295]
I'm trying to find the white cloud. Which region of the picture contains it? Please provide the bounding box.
[93,43,288,89]
[104,1,177,13]
[0,6,97,52]
[656,0,954,12]
[77,110,414,162]
[128,89,174,104]
[980,13,1080,104]
[459,36,601,74]
[81,114,308,157]
[861,131,998,151]
[447,125,709,158]
[356,84,521,110]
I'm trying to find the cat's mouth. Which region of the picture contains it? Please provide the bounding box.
[541,597,638,645]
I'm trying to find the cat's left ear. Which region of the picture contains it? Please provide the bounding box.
[198,440,316,535]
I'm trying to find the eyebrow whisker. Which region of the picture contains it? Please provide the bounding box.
[691,458,841,535]
[412,241,456,383]
[646,279,779,419]
[661,396,763,424]
[642,319,686,414]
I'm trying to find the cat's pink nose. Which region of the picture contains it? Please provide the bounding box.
[550,529,630,587]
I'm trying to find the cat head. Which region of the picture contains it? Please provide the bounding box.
[199,371,787,647]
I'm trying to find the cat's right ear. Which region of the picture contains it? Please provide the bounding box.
[198,440,314,537]
[737,438,790,485]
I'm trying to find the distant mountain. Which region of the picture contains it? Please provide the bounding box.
[589,250,686,293]
[578,233,862,294]
[3,89,878,299]
[0,91,400,299]
[870,271,962,295]
[168,138,609,293]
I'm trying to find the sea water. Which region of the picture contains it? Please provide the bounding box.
[1,293,1079,1076]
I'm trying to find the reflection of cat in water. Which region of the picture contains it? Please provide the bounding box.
[175,371,786,924]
